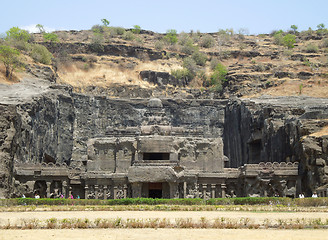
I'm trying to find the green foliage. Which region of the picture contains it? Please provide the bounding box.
[101,19,110,27]
[36,24,45,33]
[43,33,59,44]
[208,63,228,92]
[199,34,215,48]
[305,43,319,53]
[182,57,198,76]
[106,27,125,36]
[171,68,193,80]
[122,31,135,41]
[4,197,328,207]
[273,32,284,45]
[178,32,196,55]
[217,29,231,46]
[164,29,178,45]
[299,83,303,95]
[114,27,125,35]
[317,23,325,30]
[91,24,104,34]
[6,27,31,42]
[283,34,296,49]
[30,44,53,64]
[132,25,141,34]
[0,44,21,79]
[191,50,207,66]
[290,25,298,34]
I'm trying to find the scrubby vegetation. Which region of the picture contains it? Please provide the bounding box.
[0,20,327,98]
[1,197,328,207]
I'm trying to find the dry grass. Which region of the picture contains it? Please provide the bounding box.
[247,79,328,98]
[0,65,21,84]
[1,216,327,230]
[309,125,328,137]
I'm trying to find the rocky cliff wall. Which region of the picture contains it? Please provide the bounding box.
[1,80,327,197]
[223,96,328,194]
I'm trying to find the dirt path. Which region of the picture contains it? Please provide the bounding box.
[0,229,327,240]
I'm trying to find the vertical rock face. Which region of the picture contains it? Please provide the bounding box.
[223,97,328,194]
[12,92,74,165]
[0,84,327,198]
[0,105,17,198]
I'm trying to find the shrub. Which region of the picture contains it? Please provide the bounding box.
[91,24,104,34]
[30,44,53,64]
[305,43,319,53]
[6,27,31,43]
[164,29,178,45]
[320,39,328,48]
[217,29,231,46]
[115,27,125,35]
[171,68,193,80]
[154,40,164,51]
[199,34,215,48]
[192,51,207,66]
[210,58,219,70]
[273,32,284,45]
[208,63,228,91]
[43,33,59,44]
[106,27,125,36]
[90,33,104,53]
[290,25,298,34]
[0,44,22,79]
[122,31,135,41]
[180,42,196,55]
[283,34,296,49]
[183,57,198,76]
[132,25,141,34]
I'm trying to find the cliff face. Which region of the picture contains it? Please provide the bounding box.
[223,96,328,194]
[0,80,327,197]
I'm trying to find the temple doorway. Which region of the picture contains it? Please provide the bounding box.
[148,182,163,198]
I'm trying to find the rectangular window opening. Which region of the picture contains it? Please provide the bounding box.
[143,152,170,160]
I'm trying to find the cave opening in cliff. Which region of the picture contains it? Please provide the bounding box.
[148,182,163,198]
[143,152,170,160]
[248,139,262,163]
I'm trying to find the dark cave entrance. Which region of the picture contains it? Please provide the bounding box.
[148,182,163,198]
[248,139,261,163]
[143,152,170,160]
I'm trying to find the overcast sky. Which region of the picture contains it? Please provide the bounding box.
[1,0,327,35]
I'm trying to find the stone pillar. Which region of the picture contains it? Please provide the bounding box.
[103,185,108,200]
[169,182,179,199]
[211,184,216,199]
[46,181,51,198]
[94,185,99,199]
[85,184,89,199]
[123,184,128,199]
[195,184,200,198]
[131,183,142,198]
[183,182,187,198]
[62,180,67,198]
[68,186,72,198]
[221,183,226,198]
[202,184,207,200]
[114,186,118,199]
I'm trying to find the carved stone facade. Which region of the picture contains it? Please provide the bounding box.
[10,98,300,199]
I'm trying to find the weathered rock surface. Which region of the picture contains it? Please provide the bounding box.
[0,79,327,198]
[224,96,328,195]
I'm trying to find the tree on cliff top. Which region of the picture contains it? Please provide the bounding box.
[0,45,22,80]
